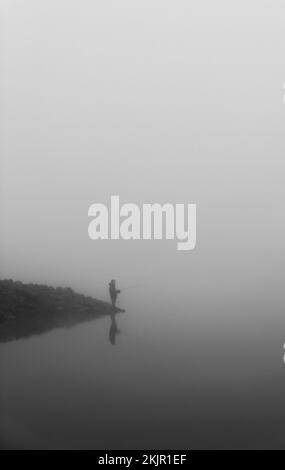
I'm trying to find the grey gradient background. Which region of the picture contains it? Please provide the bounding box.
[1,1,285,449]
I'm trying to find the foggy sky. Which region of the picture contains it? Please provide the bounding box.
[1,1,285,306]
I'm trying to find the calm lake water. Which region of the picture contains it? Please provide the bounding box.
[0,287,285,449]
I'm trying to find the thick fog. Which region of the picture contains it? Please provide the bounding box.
[2,1,285,451]
[1,1,285,308]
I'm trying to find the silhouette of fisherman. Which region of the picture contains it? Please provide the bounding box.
[109,279,120,307]
[109,313,120,345]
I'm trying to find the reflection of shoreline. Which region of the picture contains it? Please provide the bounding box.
[0,279,124,343]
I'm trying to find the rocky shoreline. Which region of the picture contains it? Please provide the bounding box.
[0,280,124,343]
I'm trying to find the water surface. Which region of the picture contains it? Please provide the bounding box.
[1,287,284,449]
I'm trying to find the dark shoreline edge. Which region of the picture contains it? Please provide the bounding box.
[0,280,124,343]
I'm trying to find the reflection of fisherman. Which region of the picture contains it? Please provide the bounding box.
[109,279,120,307]
[109,313,120,345]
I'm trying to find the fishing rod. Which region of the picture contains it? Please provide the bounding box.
[120,284,143,291]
